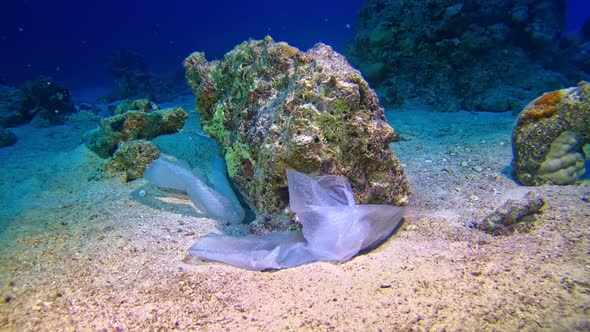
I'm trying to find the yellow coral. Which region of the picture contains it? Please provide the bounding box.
[538,131,585,185]
[277,42,300,59]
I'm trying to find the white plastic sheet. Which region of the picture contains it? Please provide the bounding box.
[189,170,406,270]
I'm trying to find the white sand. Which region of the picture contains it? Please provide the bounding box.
[0,105,589,331]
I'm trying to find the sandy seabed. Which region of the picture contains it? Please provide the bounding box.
[0,102,588,331]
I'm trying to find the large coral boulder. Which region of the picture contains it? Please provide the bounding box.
[512,81,590,185]
[184,37,410,216]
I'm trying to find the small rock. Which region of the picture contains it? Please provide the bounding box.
[85,104,188,158]
[107,140,160,182]
[0,127,16,147]
[477,191,545,235]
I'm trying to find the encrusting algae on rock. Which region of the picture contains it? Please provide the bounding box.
[84,99,188,181]
[85,101,188,158]
[183,37,410,225]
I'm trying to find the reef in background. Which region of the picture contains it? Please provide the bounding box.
[0,78,81,146]
[104,49,189,103]
[0,78,77,128]
[346,0,589,112]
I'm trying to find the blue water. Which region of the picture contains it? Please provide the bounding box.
[0,0,588,90]
[566,0,590,33]
[0,0,365,88]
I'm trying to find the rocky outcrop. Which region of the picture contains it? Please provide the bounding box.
[476,192,545,235]
[107,140,160,182]
[0,84,25,128]
[0,126,16,147]
[184,37,410,218]
[105,49,189,102]
[114,98,160,115]
[20,78,77,126]
[1,78,80,127]
[512,81,590,185]
[85,103,188,158]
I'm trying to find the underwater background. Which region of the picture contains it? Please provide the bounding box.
[1,0,590,330]
[0,0,586,89]
[0,0,365,88]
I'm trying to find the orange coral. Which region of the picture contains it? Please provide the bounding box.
[523,90,563,120]
[524,104,557,119]
[534,90,562,106]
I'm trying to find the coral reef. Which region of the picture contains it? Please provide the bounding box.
[107,49,153,101]
[19,78,77,126]
[1,79,82,127]
[107,140,160,182]
[512,81,590,185]
[85,101,188,158]
[106,49,188,102]
[346,0,588,112]
[114,98,160,115]
[0,126,16,147]
[0,84,25,127]
[184,37,410,222]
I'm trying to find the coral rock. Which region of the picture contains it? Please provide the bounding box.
[0,84,25,127]
[0,126,16,147]
[114,98,161,114]
[512,81,590,185]
[107,140,160,182]
[184,37,410,219]
[477,192,545,235]
[106,49,188,102]
[19,78,77,126]
[85,105,188,158]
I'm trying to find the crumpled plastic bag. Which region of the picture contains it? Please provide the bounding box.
[189,169,406,270]
[143,156,245,224]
